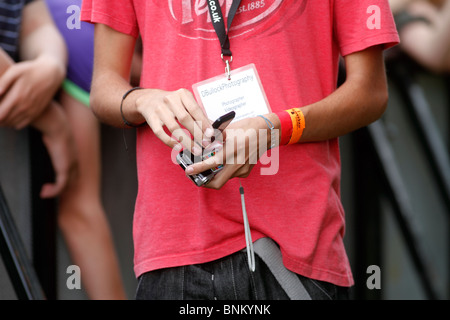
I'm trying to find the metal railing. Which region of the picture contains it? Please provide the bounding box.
[352,57,449,300]
[0,183,45,300]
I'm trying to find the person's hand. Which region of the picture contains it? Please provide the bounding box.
[185,115,278,189]
[34,101,78,198]
[0,54,65,129]
[136,88,214,154]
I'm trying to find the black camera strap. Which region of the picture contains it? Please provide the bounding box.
[206,0,242,57]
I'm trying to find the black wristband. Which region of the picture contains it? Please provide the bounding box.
[120,87,145,127]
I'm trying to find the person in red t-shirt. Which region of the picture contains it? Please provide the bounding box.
[82,0,399,300]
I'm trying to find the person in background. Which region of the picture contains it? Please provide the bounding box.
[0,0,76,200]
[390,0,450,73]
[45,0,126,299]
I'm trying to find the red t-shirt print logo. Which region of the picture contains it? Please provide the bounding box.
[161,0,307,40]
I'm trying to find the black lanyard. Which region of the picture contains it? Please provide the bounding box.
[206,0,242,79]
[206,0,242,57]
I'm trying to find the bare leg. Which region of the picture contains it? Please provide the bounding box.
[57,90,126,300]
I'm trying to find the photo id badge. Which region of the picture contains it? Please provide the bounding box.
[192,64,271,123]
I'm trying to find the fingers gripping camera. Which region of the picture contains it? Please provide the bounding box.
[176,111,235,186]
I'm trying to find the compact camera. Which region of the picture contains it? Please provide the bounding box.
[176,111,236,186]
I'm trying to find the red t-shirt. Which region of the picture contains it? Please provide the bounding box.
[82,0,398,287]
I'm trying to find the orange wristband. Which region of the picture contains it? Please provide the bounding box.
[286,108,305,144]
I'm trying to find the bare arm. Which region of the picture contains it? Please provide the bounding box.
[19,0,67,65]
[188,45,389,189]
[0,0,67,128]
[0,48,76,198]
[297,45,388,142]
[89,24,139,127]
[90,24,213,154]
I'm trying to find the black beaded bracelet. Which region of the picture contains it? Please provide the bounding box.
[120,87,145,127]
